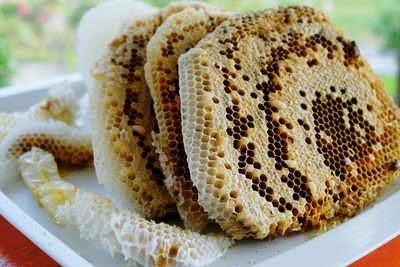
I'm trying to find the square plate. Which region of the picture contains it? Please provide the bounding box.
[0,74,399,267]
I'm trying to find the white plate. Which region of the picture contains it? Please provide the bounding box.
[0,74,399,267]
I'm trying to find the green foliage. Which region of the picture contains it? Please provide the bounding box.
[0,0,397,95]
[0,3,14,86]
[380,75,396,97]
[0,2,17,15]
[375,0,399,51]
[65,49,77,68]
[69,2,96,28]
[0,2,46,61]
[0,38,12,87]
[142,0,171,8]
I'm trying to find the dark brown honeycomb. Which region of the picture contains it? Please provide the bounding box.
[179,6,400,239]
[9,133,93,168]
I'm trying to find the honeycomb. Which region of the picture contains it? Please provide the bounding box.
[179,6,400,239]
[18,148,77,223]
[27,82,79,125]
[0,83,78,142]
[18,148,233,267]
[0,112,17,141]
[0,120,93,187]
[90,1,220,221]
[145,7,230,231]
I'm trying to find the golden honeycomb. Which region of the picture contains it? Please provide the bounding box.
[4,122,92,167]
[145,7,230,230]
[179,6,400,239]
[8,133,92,168]
[28,83,78,125]
[90,2,218,219]
[0,120,93,187]
[10,133,92,167]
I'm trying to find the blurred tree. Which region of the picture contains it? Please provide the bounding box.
[69,2,95,28]
[142,0,171,7]
[0,38,12,87]
[0,2,17,15]
[0,0,397,90]
[0,3,16,86]
[375,0,399,51]
[375,0,400,104]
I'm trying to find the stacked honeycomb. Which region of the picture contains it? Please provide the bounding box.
[90,1,221,219]
[5,2,397,254]
[145,7,230,231]
[179,6,400,239]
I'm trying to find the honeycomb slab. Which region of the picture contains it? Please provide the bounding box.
[145,7,230,231]
[179,6,400,239]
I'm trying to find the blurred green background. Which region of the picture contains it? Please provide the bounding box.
[0,0,398,101]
